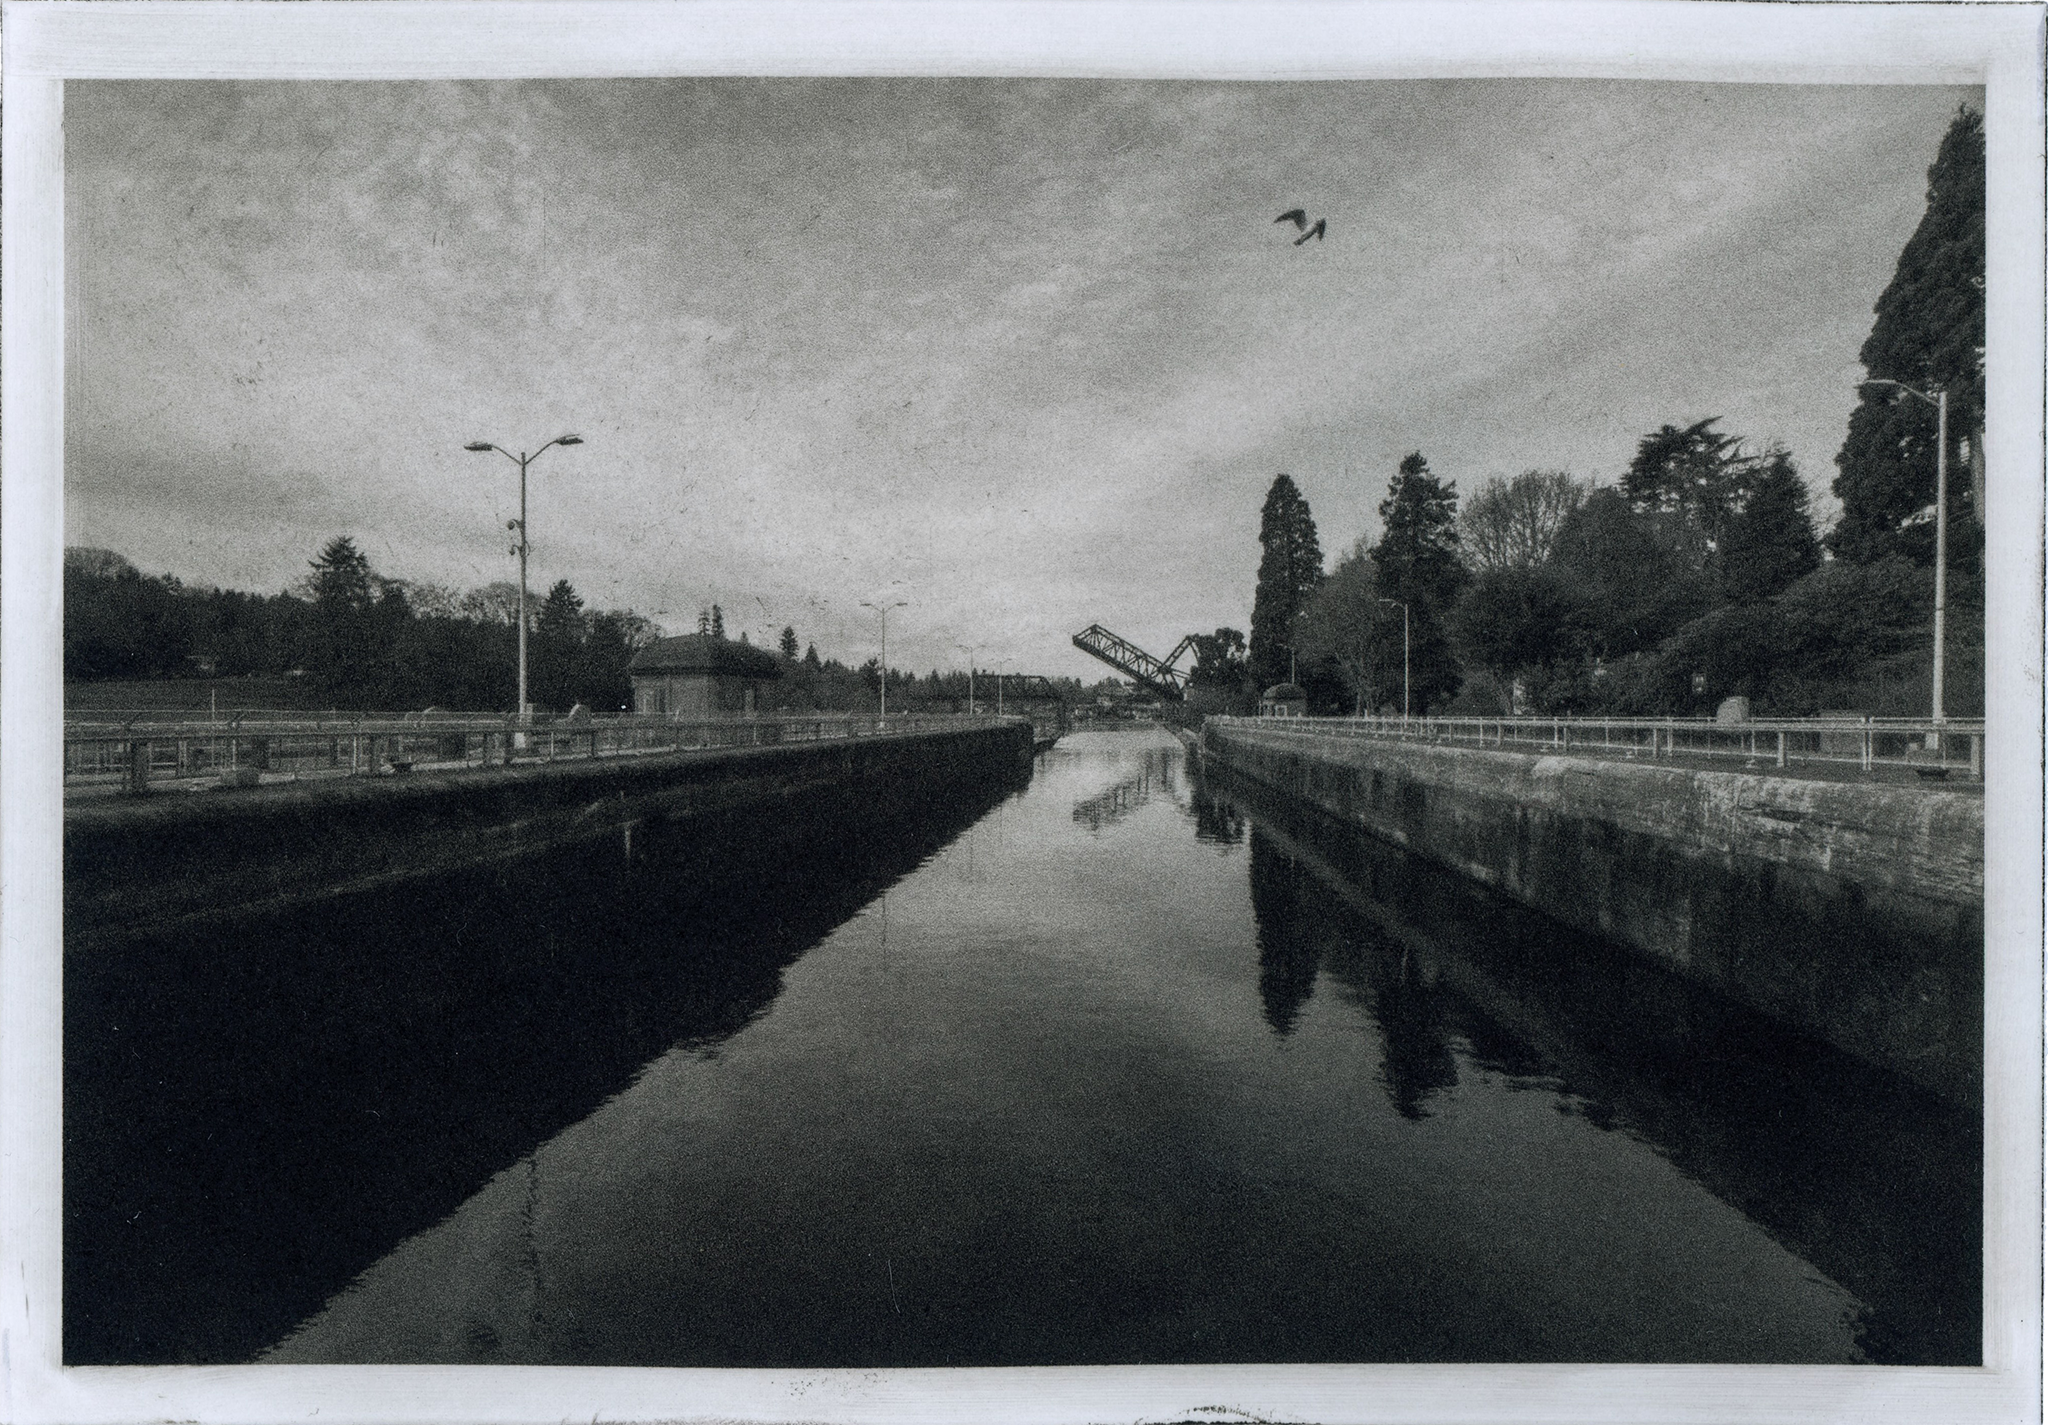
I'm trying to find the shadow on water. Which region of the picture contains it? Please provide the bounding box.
[1202,761,1981,1367]
[65,759,1030,1364]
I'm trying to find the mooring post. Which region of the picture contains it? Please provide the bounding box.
[126,738,152,796]
[1776,730,1787,768]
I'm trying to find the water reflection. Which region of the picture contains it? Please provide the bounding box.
[1188,785,1246,846]
[1245,831,1322,1035]
[64,759,1027,1364]
[1069,745,1178,831]
[76,729,1976,1367]
[1204,760,1980,1365]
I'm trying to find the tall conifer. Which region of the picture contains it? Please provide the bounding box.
[1249,474,1324,689]
[1831,106,1984,567]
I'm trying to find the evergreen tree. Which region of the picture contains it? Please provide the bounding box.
[1831,106,1985,570]
[697,608,711,635]
[307,536,375,612]
[305,536,382,703]
[1369,453,1466,711]
[780,625,799,659]
[1249,473,1325,688]
[1372,453,1465,609]
[1623,418,1750,567]
[710,604,725,638]
[535,579,585,641]
[1719,448,1821,603]
[804,643,821,669]
[532,579,586,710]
[1551,487,1712,658]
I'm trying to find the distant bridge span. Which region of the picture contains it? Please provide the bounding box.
[1071,624,1196,702]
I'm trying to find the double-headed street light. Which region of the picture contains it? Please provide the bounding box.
[464,434,583,719]
[1859,379,1950,739]
[1378,597,1411,723]
[861,599,908,721]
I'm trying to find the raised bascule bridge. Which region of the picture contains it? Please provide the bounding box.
[1069,623,1197,702]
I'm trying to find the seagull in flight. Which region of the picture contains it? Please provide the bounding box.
[1275,209,1326,245]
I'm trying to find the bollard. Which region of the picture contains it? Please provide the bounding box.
[125,738,152,796]
[1776,730,1787,768]
[1970,732,1983,781]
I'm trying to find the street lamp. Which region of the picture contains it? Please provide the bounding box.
[956,644,980,715]
[1378,597,1411,723]
[1859,379,1949,739]
[860,600,908,721]
[994,657,1010,717]
[464,434,583,719]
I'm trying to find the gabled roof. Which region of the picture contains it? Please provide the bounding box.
[628,633,784,680]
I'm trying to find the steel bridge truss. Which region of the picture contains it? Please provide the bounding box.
[1071,624,1197,701]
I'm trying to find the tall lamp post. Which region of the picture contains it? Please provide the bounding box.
[1378,597,1411,723]
[994,658,1010,717]
[861,600,908,721]
[464,434,583,719]
[1859,379,1949,743]
[956,644,980,715]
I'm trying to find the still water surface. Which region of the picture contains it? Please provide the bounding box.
[237,728,1975,1367]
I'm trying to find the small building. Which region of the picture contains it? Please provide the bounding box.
[628,634,783,719]
[1260,682,1308,717]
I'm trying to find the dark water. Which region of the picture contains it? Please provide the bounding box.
[68,729,1979,1367]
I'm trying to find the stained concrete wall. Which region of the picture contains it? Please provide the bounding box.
[66,722,1034,951]
[1200,722,1984,1105]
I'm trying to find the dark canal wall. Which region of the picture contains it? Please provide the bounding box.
[66,725,1034,1364]
[1198,722,1983,1106]
[65,720,1036,950]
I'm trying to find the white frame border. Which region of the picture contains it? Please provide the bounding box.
[4,4,2041,1423]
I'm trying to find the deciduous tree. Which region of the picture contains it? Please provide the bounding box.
[1459,470,1587,572]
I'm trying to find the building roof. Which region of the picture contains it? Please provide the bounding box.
[1261,683,1307,700]
[628,633,784,680]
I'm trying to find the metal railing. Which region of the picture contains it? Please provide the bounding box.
[1211,713,1986,781]
[64,711,1018,796]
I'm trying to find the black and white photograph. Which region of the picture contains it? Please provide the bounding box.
[3,4,2041,1423]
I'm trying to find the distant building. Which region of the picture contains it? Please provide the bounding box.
[1259,682,1307,717]
[628,634,783,719]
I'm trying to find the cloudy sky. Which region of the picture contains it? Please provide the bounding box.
[66,78,1975,680]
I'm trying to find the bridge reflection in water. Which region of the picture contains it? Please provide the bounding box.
[69,730,1976,1367]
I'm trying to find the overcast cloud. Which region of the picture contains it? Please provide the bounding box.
[66,78,1976,679]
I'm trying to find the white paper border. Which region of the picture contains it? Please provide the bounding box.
[4,4,2041,1423]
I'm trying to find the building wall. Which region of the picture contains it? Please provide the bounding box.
[631,671,765,719]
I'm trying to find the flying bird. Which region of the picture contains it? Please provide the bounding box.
[1275,209,1326,245]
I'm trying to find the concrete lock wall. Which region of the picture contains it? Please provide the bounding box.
[1200,722,1984,1106]
[65,721,1035,951]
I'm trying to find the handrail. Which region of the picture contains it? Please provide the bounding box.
[1209,712,1986,781]
[63,712,1029,795]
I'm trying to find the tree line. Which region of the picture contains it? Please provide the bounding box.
[1213,106,1984,722]
[64,537,664,712]
[66,536,1088,716]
